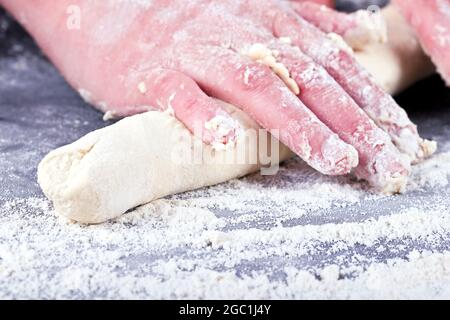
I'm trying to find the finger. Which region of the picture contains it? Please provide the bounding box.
[271,42,410,192]
[289,1,387,50]
[270,7,437,163]
[109,68,240,150]
[393,0,450,86]
[176,45,359,175]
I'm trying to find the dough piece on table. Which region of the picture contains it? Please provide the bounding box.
[38,103,293,223]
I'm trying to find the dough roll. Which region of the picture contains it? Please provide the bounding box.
[38,6,434,223]
[38,103,293,223]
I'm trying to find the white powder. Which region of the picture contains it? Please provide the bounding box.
[1,145,450,299]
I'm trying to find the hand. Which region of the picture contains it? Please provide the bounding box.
[0,0,434,192]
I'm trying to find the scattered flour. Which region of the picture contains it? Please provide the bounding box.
[410,151,450,188]
[1,146,450,299]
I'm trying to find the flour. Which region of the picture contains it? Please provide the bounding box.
[2,145,450,299]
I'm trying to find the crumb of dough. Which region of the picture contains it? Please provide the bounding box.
[380,172,408,195]
[204,115,239,151]
[97,101,109,113]
[279,37,292,44]
[77,88,93,104]
[420,139,438,159]
[244,43,300,95]
[102,110,117,121]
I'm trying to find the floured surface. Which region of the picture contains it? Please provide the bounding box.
[2,8,450,299]
[2,143,450,299]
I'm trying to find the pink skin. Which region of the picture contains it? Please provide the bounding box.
[290,1,387,50]
[0,0,359,176]
[244,1,434,163]
[394,0,450,86]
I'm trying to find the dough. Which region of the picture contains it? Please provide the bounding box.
[38,6,435,223]
[38,103,293,223]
